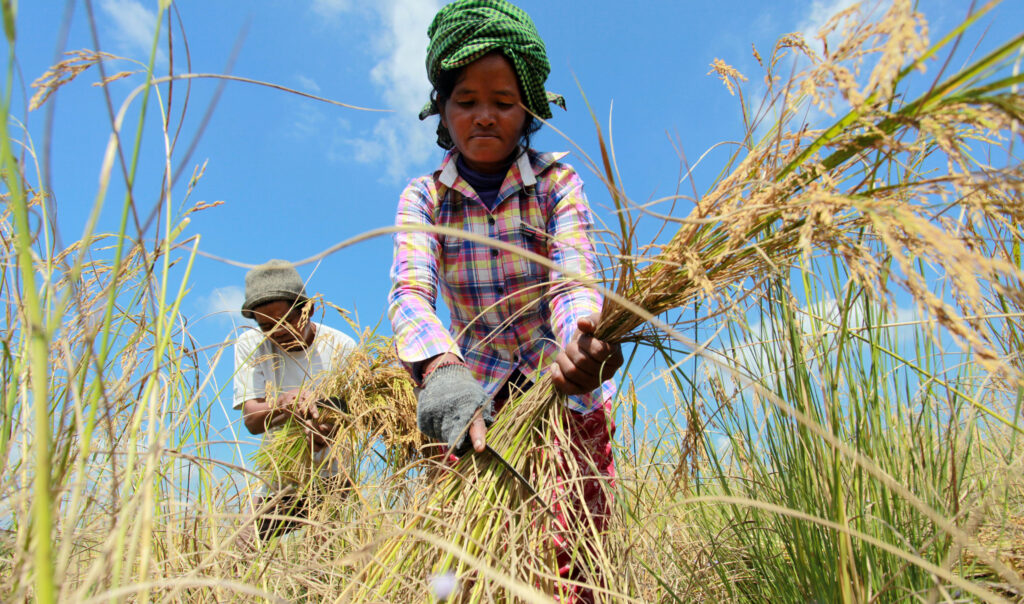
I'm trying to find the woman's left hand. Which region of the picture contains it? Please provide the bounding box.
[551,313,624,396]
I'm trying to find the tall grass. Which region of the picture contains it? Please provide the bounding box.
[687,272,1022,601]
[0,2,258,601]
[0,0,1022,602]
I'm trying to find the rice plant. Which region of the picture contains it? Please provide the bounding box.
[1,0,1022,603]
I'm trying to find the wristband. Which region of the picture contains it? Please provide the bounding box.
[422,359,466,383]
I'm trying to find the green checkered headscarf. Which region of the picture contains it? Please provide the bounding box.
[420,0,566,148]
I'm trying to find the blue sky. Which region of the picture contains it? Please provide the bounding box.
[6,0,1023,466]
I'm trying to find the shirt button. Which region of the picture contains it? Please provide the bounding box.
[496,286,504,294]
[490,249,498,257]
[487,216,495,225]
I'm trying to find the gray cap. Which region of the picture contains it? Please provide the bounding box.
[241,259,308,319]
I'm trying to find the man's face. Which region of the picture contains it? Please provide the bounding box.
[251,300,312,351]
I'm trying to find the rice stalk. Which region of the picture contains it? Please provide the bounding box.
[4,6,288,600]
[2,70,56,604]
[344,376,572,602]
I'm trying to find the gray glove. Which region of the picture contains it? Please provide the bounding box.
[417,363,492,455]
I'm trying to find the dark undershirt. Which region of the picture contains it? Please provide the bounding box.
[456,154,511,210]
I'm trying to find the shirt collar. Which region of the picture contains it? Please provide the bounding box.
[438,152,460,187]
[438,148,568,189]
[441,150,529,187]
[516,150,536,187]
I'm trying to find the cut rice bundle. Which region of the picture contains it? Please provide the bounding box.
[252,328,422,490]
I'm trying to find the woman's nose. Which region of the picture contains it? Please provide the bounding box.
[474,107,495,126]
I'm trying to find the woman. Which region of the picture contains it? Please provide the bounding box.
[387,1,622,600]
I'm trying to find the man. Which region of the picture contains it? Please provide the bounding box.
[233,259,355,539]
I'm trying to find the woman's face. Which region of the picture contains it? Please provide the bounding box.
[440,53,527,174]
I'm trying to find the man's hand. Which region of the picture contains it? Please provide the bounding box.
[301,410,335,452]
[416,359,491,455]
[277,390,334,450]
[551,313,623,396]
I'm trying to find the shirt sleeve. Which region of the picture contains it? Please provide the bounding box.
[545,167,603,351]
[233,331,267,410]
[387,178,461,377]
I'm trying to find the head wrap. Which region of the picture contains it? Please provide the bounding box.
[420,0,566,148]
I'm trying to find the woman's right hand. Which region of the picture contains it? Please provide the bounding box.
[551,313,624,396]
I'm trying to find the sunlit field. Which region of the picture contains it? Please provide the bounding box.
[2,1,1023,602]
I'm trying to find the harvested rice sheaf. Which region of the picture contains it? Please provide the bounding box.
[252,329,422,489]
[322,329,423,463]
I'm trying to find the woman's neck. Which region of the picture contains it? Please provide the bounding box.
[456,153,512,210]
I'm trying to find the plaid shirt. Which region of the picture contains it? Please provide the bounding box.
[388,149,614,413]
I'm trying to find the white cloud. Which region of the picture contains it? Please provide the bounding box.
[312,0,356,19]
[99,0,166,64]
[297,0,439,180]
[746,0,867,141]
[368,1,436,114]
[343,0,441,181]
[203,285,245,326]
[295,74,322,94]
[288,105,326,139]
[344,112,436,181]
[797,0,862,47]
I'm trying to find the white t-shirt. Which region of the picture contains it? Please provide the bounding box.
[233,322,356,410]
[233,322,356,486]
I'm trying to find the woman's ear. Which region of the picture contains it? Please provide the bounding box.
[435,92,448,128]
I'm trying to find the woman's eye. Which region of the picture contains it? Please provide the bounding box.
[497,102,513,109]
[456,100,473,108]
